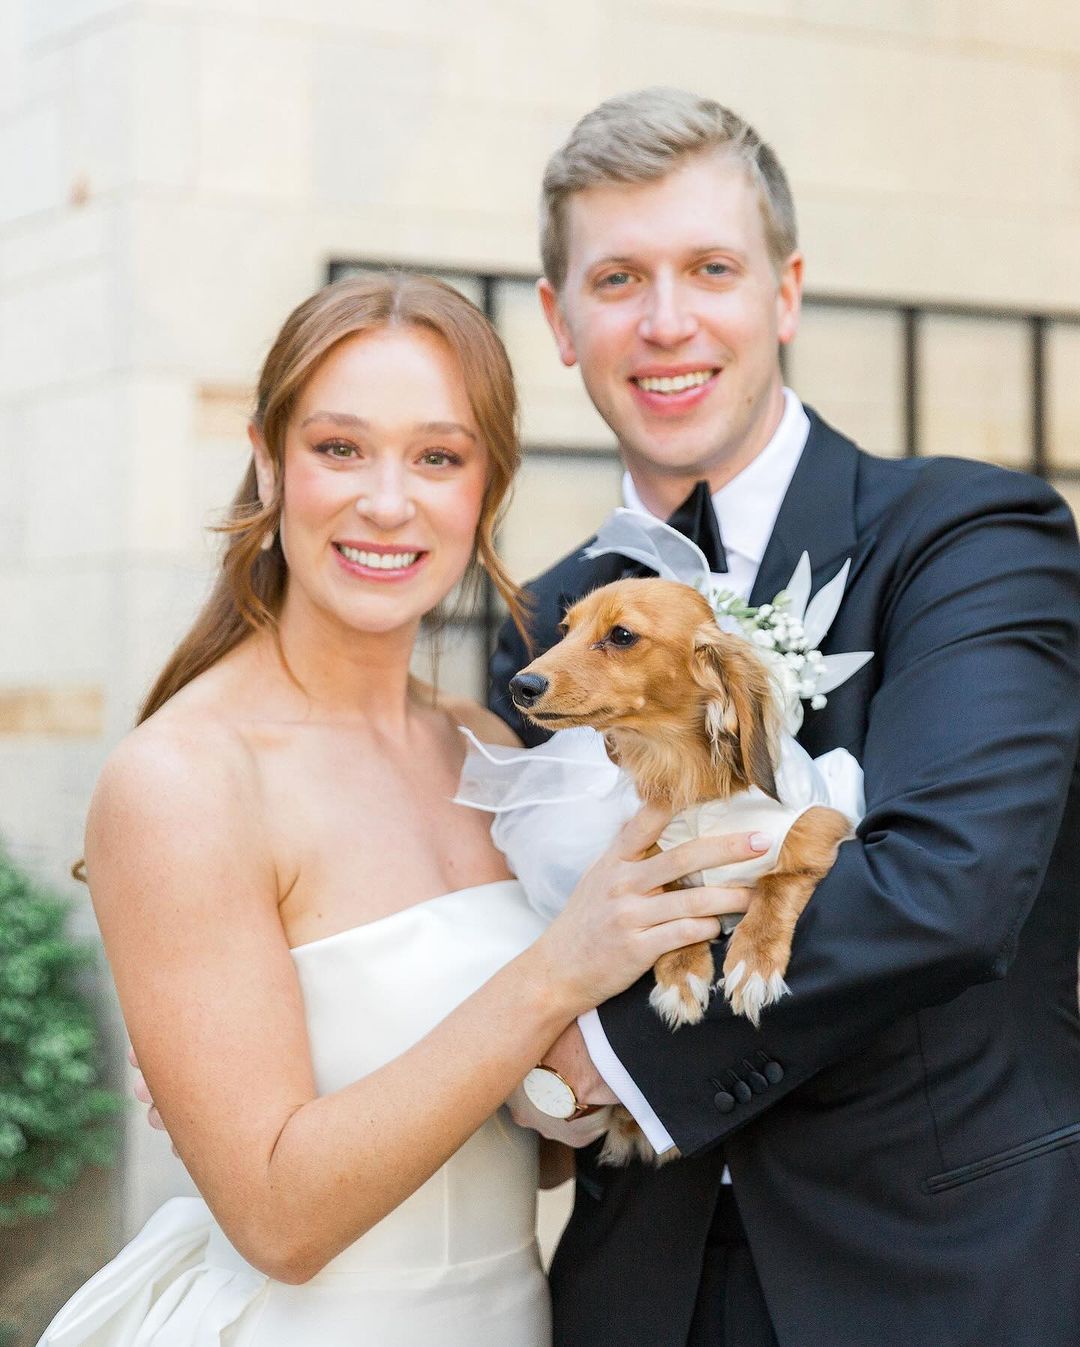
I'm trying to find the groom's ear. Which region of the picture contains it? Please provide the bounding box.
[537,278,578,368]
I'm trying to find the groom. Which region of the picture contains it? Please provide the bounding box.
[492,89,1080,1346]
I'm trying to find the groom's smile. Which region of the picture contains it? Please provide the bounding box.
[628,363,721,417]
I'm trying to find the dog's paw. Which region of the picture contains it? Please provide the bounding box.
[599,1123,652,1167]
[599,1111,681,1167]
[722,957,790,1028]
[649,972,712,1028]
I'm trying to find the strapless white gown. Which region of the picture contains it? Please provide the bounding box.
[38,881,551,1347]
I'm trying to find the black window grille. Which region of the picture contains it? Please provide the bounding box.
[328,258,1080,697]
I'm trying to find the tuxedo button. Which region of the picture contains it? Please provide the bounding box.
[713,1090,736,1114]
[732,1078,753,1105]
[762,1060,784,1084]
[746,1069,769,1094]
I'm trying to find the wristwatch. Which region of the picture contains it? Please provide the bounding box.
[522,1064,601,1121]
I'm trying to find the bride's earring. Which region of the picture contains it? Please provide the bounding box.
[260,529,276,552]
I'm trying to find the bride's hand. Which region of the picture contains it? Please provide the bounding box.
[524,802,766,1017]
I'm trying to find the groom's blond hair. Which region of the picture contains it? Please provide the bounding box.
[540,88,798,288]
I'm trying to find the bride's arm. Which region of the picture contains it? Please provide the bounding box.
[89,720,752,1286]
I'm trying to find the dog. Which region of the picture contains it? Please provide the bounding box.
[509,578,853,1163]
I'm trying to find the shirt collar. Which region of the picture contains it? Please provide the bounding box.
[621,388,810,566]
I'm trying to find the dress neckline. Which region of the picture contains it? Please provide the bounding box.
[288,879,523,957]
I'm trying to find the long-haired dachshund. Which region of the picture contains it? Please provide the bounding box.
[510,579,852,1162]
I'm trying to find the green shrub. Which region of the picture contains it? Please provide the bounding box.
[0,847,121,1226]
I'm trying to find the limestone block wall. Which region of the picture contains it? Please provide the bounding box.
[1,0,1078,1248]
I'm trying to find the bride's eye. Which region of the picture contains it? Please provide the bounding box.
[419,449,463,468]
[317,440,357,459]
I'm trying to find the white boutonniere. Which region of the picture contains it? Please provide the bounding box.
[698,553,872,730]
[584,510,873,733]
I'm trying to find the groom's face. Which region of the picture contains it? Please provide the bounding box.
[539,152,802,490]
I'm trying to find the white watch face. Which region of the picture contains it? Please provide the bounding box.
[523,1067,577,1120]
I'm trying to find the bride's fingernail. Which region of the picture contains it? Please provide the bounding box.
[749,833,772,852]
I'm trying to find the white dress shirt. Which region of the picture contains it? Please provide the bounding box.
[578,388,810,1156]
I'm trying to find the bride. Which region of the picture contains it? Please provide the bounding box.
[39,273,757,1347]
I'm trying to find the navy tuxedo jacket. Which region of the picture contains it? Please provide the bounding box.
[488,411,1080,1347]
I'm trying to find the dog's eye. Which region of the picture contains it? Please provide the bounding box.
[607,626,639,648]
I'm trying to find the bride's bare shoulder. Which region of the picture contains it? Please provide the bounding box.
[88,702,260,861]
[410,678,521,749]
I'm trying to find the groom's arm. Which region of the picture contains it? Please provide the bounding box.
[583,465,1080,1156]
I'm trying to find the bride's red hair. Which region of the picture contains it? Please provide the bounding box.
[138,272,526,724]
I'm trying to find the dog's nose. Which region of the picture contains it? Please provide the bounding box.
[509,672,549,707]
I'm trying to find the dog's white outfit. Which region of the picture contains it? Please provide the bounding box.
[455,727,864,928]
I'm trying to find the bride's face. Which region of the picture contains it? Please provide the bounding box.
[269,325,489,638]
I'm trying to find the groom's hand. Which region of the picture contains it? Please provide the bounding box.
[507,1087,613,1147]
[506,1024,619,1147]
[543,1021,619,1108]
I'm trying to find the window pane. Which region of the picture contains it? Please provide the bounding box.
[331,261,484,310]
[410,620,486,702]
[429,272,485,309]
[499,452,624,583]
[919,316,1031,468]
[788,305,905,458]
[496,279,616,449]
[1048,323,1080,471]
[428,572,486,624]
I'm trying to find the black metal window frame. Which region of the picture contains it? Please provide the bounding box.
[328,258,1080,690]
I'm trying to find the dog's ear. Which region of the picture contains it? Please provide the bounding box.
[692,623,779,800]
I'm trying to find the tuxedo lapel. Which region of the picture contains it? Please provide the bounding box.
[749,408,861,607]
[554,550,634,621]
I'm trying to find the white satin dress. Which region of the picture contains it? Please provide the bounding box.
[38,881,552,1347]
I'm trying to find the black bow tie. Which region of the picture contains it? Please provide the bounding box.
[664,480,727,573]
